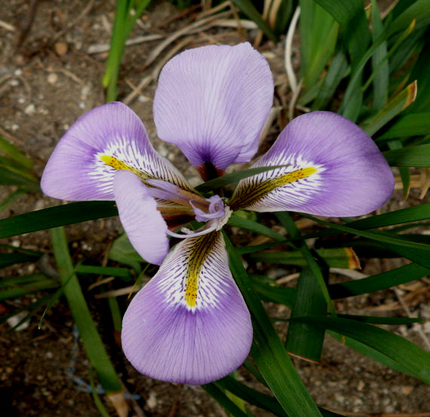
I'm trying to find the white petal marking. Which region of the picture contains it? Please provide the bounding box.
[156,232,230,311]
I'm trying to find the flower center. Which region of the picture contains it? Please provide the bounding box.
[146,179,231,238]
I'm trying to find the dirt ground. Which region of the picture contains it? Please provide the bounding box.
[0,1,429,416]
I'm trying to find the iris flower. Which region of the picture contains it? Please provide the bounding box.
[41,43,394,385]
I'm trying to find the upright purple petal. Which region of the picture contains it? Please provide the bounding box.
[114,171,169,266]
[122,232,252,385]
[153,43,274,172]
[231,112,394,217]
[41,102,192,201]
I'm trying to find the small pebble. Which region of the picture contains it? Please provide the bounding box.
[147,391,157,408]
[54,42,68,56]
[401,386,414,396]
[24,103,36,115]
[6,312,30,331]
[47,73,58,84]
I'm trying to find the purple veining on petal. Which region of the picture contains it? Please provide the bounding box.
[233,111,394,216]
[41,102,193,201]
[122,232,252,385]
[114,171,169,266]
[153,42,274,171]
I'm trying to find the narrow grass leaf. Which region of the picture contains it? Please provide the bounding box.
[225,234,323,417]
[0,201,117,239]
[370,0,389,110]
[50,227,123,394]
[251,276,296,307]
[299,1,339,89]
[388,140,411,197]
[216,376,346,417]
[230,0,276,42]
[0,277,59,300]
[329,262,430,299]
[202,384,251,417]
[286,267,326,361]
[328,332,415,378]
[311,49,348,110]
[276,212,335,314]
[0,251,41,268]
[296,317,430,383]
[313,0,370,66]
[108,234,144,273]
[228,212,285,241]
[0,135,33,169]
[376,112,430,141]
[0,189,27,212]
[404,41,430,113]
[337,314,421,325]
[387,0,430,36]
[249,248,359,269]
[364,81,417,137]
[75,265,131,279]
[384,144,430,167]
[196,165,289,193]
[303,215,430,252]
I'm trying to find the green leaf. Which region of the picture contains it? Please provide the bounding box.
[370,0,389,110]
[384,144,430,167]
[0,276,59,300]
[248,248,359,269]
[108,233,144,273]
[203,384,251,417]
[228,212,285,241]
[50,227,123,394]
[337,314,421,325]
[387,0,430,36]
[251,276,296,307]
[405,40,430,113]
[225,234,323,417]
[216,376,346,417]
[293,316,430,384]
[311,49,349,110]
[329,262,430,299]
[299,1,339,89]
[275,213,334,315]
[313,0,371,66]
[0,189,27,212]
[196,165,289,193]
[376,112,430,141]
[329,331,415,378]
[0,135,33,169]
[0,201,117,239]
[303,215,430,252]
[364,81,417,136]
[0,251,41,268]
[75,264,132,279]
[346,204,430,229]
[229,0,276,42]
[286,267,326,361]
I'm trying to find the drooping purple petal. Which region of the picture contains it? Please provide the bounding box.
[41,102,192,201]
[153,43,274,172]
[231,111,394,217]
[122,232,252,385]
[114,170,169,266]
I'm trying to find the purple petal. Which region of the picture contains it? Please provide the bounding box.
[41,102,191,201]
[114,170,169,266]
[153,42,273,171]
[231,111,394,217]
[122,232,252,385]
